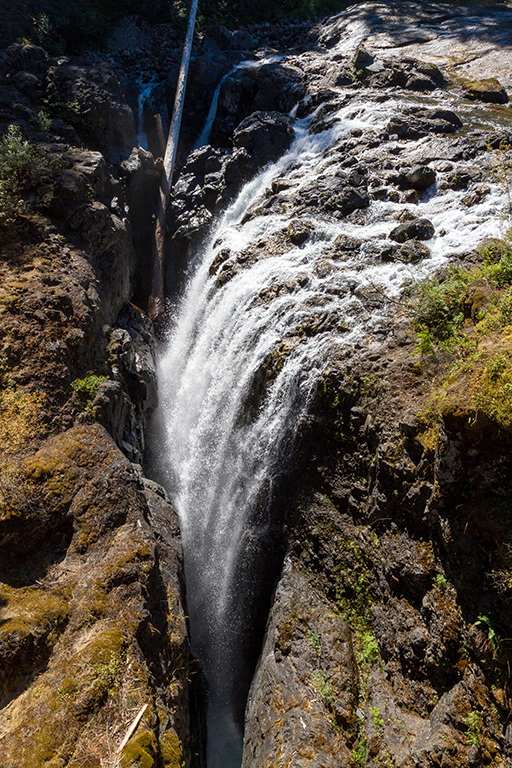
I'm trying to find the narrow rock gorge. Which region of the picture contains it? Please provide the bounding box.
[2,2,512,767]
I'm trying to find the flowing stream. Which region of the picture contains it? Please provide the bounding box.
[153,66,507,767]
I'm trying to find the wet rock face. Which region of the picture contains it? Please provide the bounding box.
[390,218,435,243]
[243,563,356,768]
[461,77,509,104]
[233,110,295,163]
[242,316,512,766]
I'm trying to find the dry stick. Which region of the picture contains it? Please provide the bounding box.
[116,703,149,756]
[148,0,200,325]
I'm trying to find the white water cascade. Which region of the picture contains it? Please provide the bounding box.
[193,55,285,150]
[153,89,507,767]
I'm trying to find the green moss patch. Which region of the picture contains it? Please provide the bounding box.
[121,729,157,768]
[160,730,183,768]
[0,387,46,455]
[0,583,70,637]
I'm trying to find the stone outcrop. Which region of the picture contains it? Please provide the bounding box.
[242,284,512,766]
[0,424,193,768]
[211,61,306,147]
[0,35,196,768]
[44,56,137,165]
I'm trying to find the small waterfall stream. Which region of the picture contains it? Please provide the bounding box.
[152,80,507,765]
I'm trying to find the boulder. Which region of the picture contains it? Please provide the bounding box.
[288,219,313,245]
[379,241,430,263]
[405,165,436,191]
[369,58,444,92]
[389,218,435,242]
[387,107,462,139]
[461,77,509,104]
[335,187,370,214]
[296,88,340,119]
[233,111,295,165]
[253,62,306,113]
[206,25,257,51]
[212,61,305,145]
[320,64,353,88]
[212,68,259,146]
[4,43,55,74]
[353,44,374,69]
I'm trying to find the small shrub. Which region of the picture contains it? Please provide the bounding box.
[310,669,335,702]
[32,110,52,133]
[357,631,380,667]
[0,126,36,224]
[70,374,107,403]
[412,241,512,356]
[353,740,367,767]
[483,251,512,287]
[412,267,471,348]
[477,287,512,333]
[0,125,60,225]
[433,573,447,590]
[464,710,483,747]
[306,628,322,654]
[370,705,384,729]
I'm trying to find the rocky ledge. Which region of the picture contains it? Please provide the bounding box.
[0,36,196,768]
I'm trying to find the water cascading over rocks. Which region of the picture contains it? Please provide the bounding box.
[153,53,508,762]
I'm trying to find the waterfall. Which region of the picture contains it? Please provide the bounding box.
[152,90,506,767]
[137,76,158,150]
[193,55,285,151]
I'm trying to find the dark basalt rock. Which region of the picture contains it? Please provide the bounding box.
[207,24,257,51]
[233,111,295,163]
[333,187,370,215]
[368,57,445,92]
[4,43,55,74]
[253,62,306,114]
[405,165,436,191]
[45,59,137,165]
[353,44,374,68]
[212,61,305,147]
[379,241,430,263]
[461,77,509,104]
[288,219,313,245]
[387,107,462,139]
[296,88,341,118]
[389,218,435,243]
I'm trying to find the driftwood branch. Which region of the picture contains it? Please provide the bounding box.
[116,703,149,756]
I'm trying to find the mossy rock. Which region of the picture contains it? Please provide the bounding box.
[79,627,127,665]
[461,77,509,104]
[160,730,183,768]
[121,729,157,768]
[0,584,70,637]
